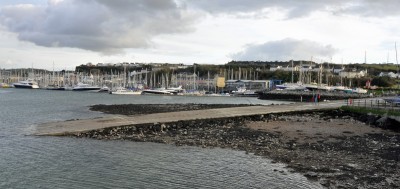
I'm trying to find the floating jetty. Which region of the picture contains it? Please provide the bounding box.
[259,90,371,101]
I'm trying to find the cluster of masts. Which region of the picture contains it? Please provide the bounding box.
[277,60,368,94]
[0,68,226,95]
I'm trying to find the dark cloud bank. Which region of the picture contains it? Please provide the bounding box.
[0,0,197,53]
[0,0,397,56]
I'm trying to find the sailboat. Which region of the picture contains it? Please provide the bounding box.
[46,63,65,90]
[275,61,306,91]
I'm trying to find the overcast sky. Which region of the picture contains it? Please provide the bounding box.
[1,0,400,70]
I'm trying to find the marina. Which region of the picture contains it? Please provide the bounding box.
[2,1,400,188]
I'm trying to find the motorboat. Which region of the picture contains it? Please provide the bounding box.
[205,93,231,97]
[141,88,172,95]
[332,86,352,93]
[141,85,184,95]
[98,86,110,93]
[13,79,40,89]
[352,88,368,94]
[46,85,65,90]
[231,86,258,97]
[164,85,185,94]
[72,83,101,91]
[332,86,346,91]
[276,82,306,91]
[304,83,319,91]
[317,84,333,91]
[182,90,207,96]
[0,83,12,88]
[110,87,142,95]
[383,95,400,105]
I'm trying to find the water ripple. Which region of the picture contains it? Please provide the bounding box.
[0,89,320,189]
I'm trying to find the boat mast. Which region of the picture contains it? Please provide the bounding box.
[299,61,302,84]
[291,60,294,83]
[207,71,210,92]
[396,42,399,89]
[123,64,127,88]
[145,69,148,88]
[52,61,55,87]
[309,56,313,84]
[193,64,196,90]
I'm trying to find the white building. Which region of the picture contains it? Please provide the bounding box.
[379,72,399,78]
[339,69,367,78]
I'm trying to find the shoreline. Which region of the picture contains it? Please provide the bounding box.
[73,104,399,188]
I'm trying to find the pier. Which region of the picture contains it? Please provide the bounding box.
[35,100,346,136]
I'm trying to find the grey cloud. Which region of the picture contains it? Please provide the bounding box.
[0,0,197,53]
[336,0,400,17]
[183,0,400,18]
[183,0,345,18]
[231,38,337,61]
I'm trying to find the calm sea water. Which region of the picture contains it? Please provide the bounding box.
[0,89,321,189]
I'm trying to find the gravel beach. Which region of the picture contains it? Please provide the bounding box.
[81,104,400,188]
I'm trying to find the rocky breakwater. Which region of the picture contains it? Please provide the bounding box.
[74,104,399,188]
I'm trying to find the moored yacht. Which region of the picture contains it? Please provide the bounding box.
[383,95,400,105]
[0,83,12,88]
[98,86,110,93]
[231,86,258,97]
[13,79,40,89]
[46,85,65,90]
[332,86,353,93]
[141,85,184,95]
[110,87,142,95]
[72,83,101,91]
[276,82,305,91]
[141,88,172,95]
[352,88,368,94]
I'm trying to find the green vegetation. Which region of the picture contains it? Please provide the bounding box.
[370,76,397,87]
[340,106,400,117]
[356,63,399,76]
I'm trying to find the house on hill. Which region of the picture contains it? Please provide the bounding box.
[379,72,399,78]
[339,68,367,78]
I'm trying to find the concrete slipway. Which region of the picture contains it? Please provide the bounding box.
[35,101,345,136]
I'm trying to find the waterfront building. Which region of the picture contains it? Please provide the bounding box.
[225,79,271,91]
